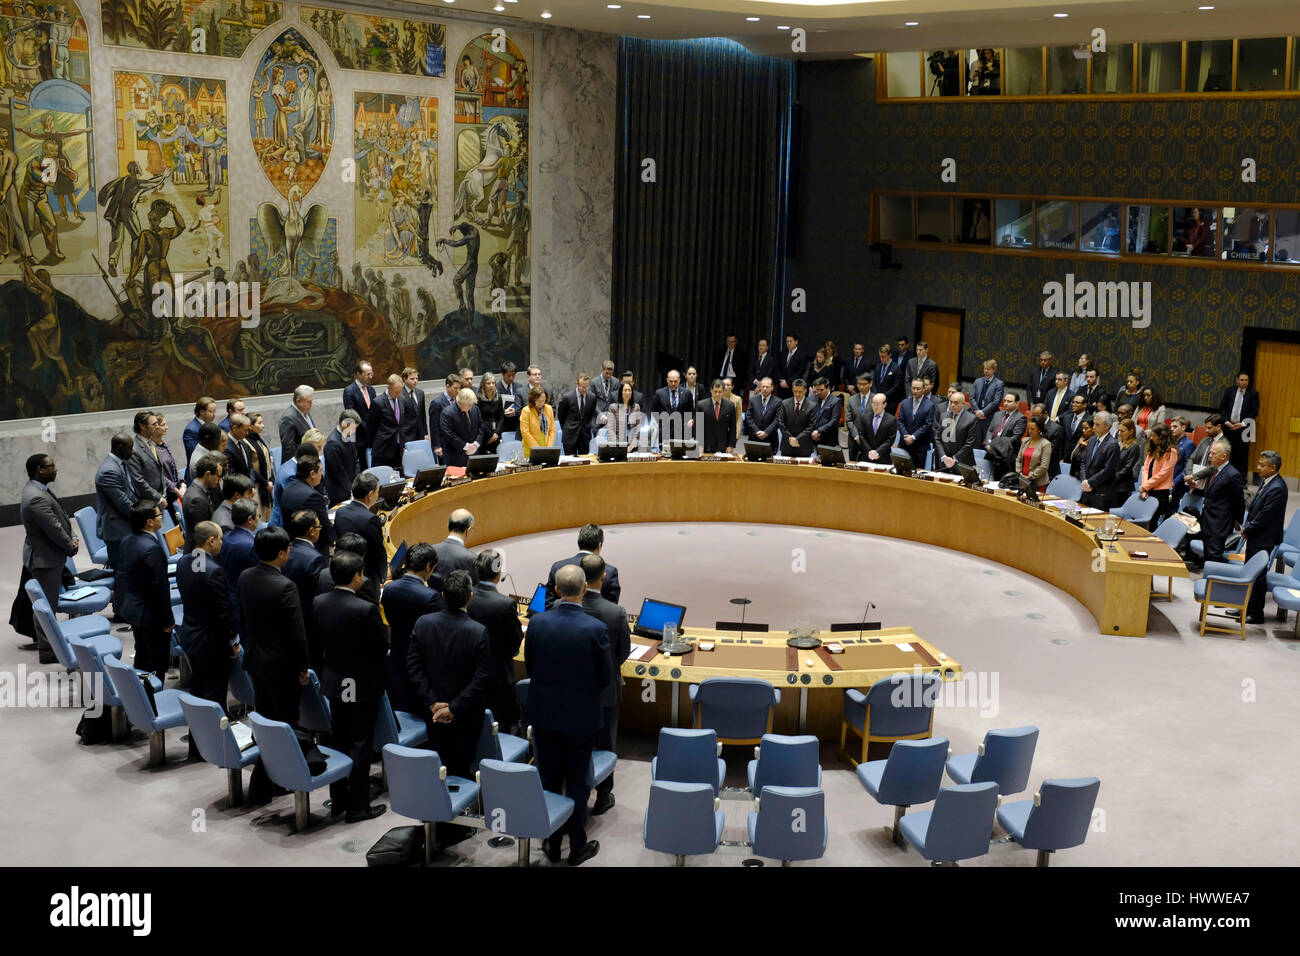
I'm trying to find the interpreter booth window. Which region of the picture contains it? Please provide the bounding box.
[1003,46,1043,95]
[887,51,923,98]
[1036,200,1077,250]
[1172,206,1217,258]
[1220,208,1271,261]
[1236,38,1287,91]
[1091,43,1135,93]
[916,197,954,242]
[959,198,993,244]
[1128,205,1171,255]
[1047,46,1087,94]
[994,199,1034,247]
[924,50,963,97]
[1185,39,1233,92]
[1271,210,1300,265]
[967,49,1001,95]
[877,195,914,241]
[1080,202,1122,254]
[1139,42,1182,92]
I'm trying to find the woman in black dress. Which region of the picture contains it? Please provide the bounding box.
[477,373,504,455]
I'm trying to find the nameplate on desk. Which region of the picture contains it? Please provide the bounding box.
[1064,514,1088,528]
[627,453,659,462]
[443,476,474,489]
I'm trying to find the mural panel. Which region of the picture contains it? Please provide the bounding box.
[249,26,333,199]
[353,92,436,269]
[300,5,444,77]
[101,0,282,57]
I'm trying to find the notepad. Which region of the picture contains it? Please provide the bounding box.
[896,642,913,652]
[229,721,255,751]
[626,644,654,661]
[62,586,98,601]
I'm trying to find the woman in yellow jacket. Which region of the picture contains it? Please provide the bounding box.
[520,385,556,456]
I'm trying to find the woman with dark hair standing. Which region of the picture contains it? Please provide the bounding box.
[1069,353,1095,392]
[1139,422,1178,527]
[1134,387,1166,432]
[246,412,275,520]
[477,373,504,455]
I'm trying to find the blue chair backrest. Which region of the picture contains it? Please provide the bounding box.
[177,693,244,769]
[472,709,509,772]
[498,439,523,463]
[753,734,820,795]
[1046,474,1082,501]
[515,678,530,717]
[229,653,256,708]
[25,580,76,670]
[1181,494,1204,516]
[1153,516,1188,551]
[1281,512,1300,550]
[364,465,395,485]
[655,728,719,788]
[271,446,282,471]
[71,642,119,707]
[160,510,177,533]
[968,726,1038,795]
[74,506,108,562]
[104,654,158,729]
[298,669,332,734]
[402,446,437,476]
[876,737,949,805]
[644,781,719,857]
[752,786,827,862]
[1020,777,1101,851]
[864,673,940,737]
[248,712,311,791]
[383,744,454,823]
[693,677,777,740]
[373,693,400,749]
[924,782,1000,861]
[477,758,550,838]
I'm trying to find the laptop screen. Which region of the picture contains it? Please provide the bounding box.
[528,584,547,614]
[636,598,686,634]
[388,541,408,580]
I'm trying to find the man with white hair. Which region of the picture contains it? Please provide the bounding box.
[439,387,485,468]
[279,385,316,461]
[1197,438,1245,566]
[1078,411,1121,510]
[369,374,408,470]
[932,390,978,473]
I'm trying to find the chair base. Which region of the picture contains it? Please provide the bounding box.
[892,806,907,849]
[227,768,244,808]
[110,705,130,742]
[517,836,531,866]
[148,730,166,768]
[1198,602,1248,639]
[293,790,310,832]
[1037,849,1052,867]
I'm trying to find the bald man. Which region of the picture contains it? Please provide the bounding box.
[432,508,477,588]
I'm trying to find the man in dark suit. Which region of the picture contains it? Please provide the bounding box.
[238,526,310,805]
[1027,351,1059,406]
[1077,368,1105,414]
[777,380,815,457]
[317,550,389,822]
[406,569,490,778]
[401,367,429,444]
[439,389,487,467]
[20,454,79,659]
[743,377,781,449]
[1240,450,1287,623]
[1198,439,1245,566]
[854,392,898,463]
[334,473,386,587]
[714,334,746,393]
[1182,416,1224,510]
[589,361,620,416]
[1078,412,1123,510]
[432,509,477,587]
[128,410,168,509]
[368,375,408,471]
[380,543,443,713]
[342,361,377,461]
[428,374,461,463]
[282,509,328,670]
[984,392,1028,479]
[778,334,809,398]
[176,522,241,758]
[969,359,1005,445]
[278,385,317,463]
[324,411,362,506]
[217,399,245,436]
[557,375,598,455]
[279,454,333,557]
[905,342,939,398]
[95,436,139,619]
[869,345,904,412]
[1060,394,1090,449]
[842,343,872,393]
[498,362,529,437]
[896,379,935,468]
[1218,372,1261,476]
[808,377,842,451]
[467,550,525,733]
[650,369,695,444]
[220,414,253,480]
[1043,371,1074,423]
[184,397,217,463]
[750,338,777,394]
[119,501,174,681]
[578,554,630,816]
[546,523,621,607]
[526,564,610,866]
[182,455,222,548]
[699,379,737,454]
[933,393,979,472]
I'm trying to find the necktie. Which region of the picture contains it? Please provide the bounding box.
[714,402,720,420]
[761,397,768,415]
[1051,391,1063,419]
[722,350,732,376]
[151,442,159,462]
[1088,438,1096,464]
[361,386,370,409]
[1231,390,1244,422]
[305,414,314,429]
[393,397,400,423]
[996,416,1006,437]
[861,396,867,417]
[671,390,678,410]
[795,401,801,416]
[873,414,881,431]
[579,392,584,416]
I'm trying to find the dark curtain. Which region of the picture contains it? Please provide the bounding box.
[613,38,795,394]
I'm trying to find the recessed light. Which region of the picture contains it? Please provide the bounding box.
[1198,3,1215,8]
[540,9,551,17]
[607,3,621,7]
[493,2,504,9]
[905,21,919,26]
[777,25,791,30]
[1053,11,1069,17]
[746,16,760,21]
[637,13,650,17]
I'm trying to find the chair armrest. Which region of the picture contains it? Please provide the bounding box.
[752,797,759,813]
[715,797,722,812]
[1202,561,1251,581]
[845,688,868,705]
[688,684,699,702]
[439,765,447,781]
[773,688,781,704]
[977,742,985,757]
[1033,791,1042,807]
[754,745,760,760]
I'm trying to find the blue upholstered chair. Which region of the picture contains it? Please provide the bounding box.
[497,439,523,464]
[899,782,1000,865]
[1193,550,1270,638]
[1109,492,1160,524]
[476,758,574,866]
[643,781,725,866]
[840,673,940,767]
[271,446,282,472]
[59,556,112,615]
[856,736,949,847]
[248,712,353,832]
[747,734,822,797]
[228,653,256,712]
[103,654,186,766]
[748,785,829,866]
[1146,516,1189,600]
[1270,512,1300,571]
[1046,474,1083,501]
[25,580,117,673]
[373,692,428,751]
[651,728,726,794]
[1057,462,1072,477]
[177,693,260,807]
[363,465,395,484]
[401,440,435,477]
[996,776,1101,867]
[298,669,333,736]
[513,680,610,791]
[73,506,110,565]
[384,744,482,865]
[689,676,781,745]
[945,726,1038,795]
[471,709,529,774]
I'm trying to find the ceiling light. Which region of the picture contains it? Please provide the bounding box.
[905,21,919,26]
[777,25,791,31]
[540,9,551,16]
[1198,4,1215,8]
[493,2,504,9]
[1053,12,1069,17]
[607,3,621,7]
[637,13,650,17]
[746,16,760,21]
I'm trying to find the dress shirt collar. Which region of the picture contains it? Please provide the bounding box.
[447,534,465,545]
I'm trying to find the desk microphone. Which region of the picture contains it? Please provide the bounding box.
[503,572,520,602]
[859,602,876,637]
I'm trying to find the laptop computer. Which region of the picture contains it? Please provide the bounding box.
[467,454,499,477]
[413,466,447,493]
[597,443,629,462]
[526,583,547,616]
[388,540,408,581]
[529,446,561,467]
[889,450,916,476]
[632,597,687,639]
[743,440,774,462]
[817,445,844,465]
[377,481,406,509]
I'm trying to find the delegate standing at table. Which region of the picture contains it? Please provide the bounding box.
[1239,450,1287,624]
[579,554,630,817]
[1197,440,1244,566]
[520,386,556,457]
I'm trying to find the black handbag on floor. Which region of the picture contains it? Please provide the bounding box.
[365,826,425,866]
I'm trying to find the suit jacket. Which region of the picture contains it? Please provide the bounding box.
[743,392,782,447]
[369,392,406,465]
[119,531,174,631]
[934,408,978,468]
[342,380,378,448]
[128,434,167,504]
[283,537,327,653]
[175,551,237,659]
[857,411,898,459]
[1242,474,1288,552]
[1200,464,1246,545]
[580,590,631,708]
[650,386,695,416]
[406,609,490,719]
[808,394,842,449]
[969,376,1005,442]
[1044,386,1074,421]
[778,347,810,392]
[714,346,747,387]
[872,361,904,410]
[1027,366,1059,405]
[1078,434,1122,507]
[432,535,477,588]
[1078,383,1106,413]
[466,582,525,707]
[556,388,599,442]
[238,562,308,678]
[1185,435,1217,487]
[842,354,874,391]
[95,454,136,544]
[427,392,456,454]
[316,587,388,701]
[524,602,611,736]
[1218,387,1261,426]
[985,410,1027,450]
[1118,441,1142,485]
[750,351,778,390]
[546,552,620,607]
[222,435,252,480]
[1060,410,1087,449]
[777,397,816,456]
[1016,436,1053,487]
[182,417,203,462]
[20,480,76,571]
[278,405,315,462]
[904,357,940,392]
[896,396,935,465]
[279,477,333,556]
[439,402,486,468]
[699,397,737,453]
[1040,418,1066,473]
[845,392,872,447]
[181,482,214,548]
[334,500,386,585]
[498,381,528,435]
[401,386,428,443]
[589,375,621,414]
[324,428,360,506]
[381,574,444,710]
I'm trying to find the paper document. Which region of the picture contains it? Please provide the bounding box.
[63,586,98,601]
[626,644,654,660]
[896,642,913,652]
[229,721,255,751]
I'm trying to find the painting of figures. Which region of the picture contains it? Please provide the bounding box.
[101,0,282,58]
[248,27,334,199]
[301,5,444,77]
[353,92,437,269]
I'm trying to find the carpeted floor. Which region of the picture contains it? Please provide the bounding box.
[3,516,1298,867]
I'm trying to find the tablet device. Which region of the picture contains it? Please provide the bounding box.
[526,583,546,616]
[388,541,408,581]
[633,597,687,639]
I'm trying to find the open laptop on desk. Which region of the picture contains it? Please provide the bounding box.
[413,466,447,493]
[377,481,406,510]
[632,597,687,639]
[526,583,547,616]
[388,540,408,580]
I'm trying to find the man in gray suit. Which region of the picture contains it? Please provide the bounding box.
[278,385,317,462]
[127,410,167,509]
[578,553,630,816]
[21,454,79,658]
[905,341,939,397]
[933,392,979,473]
[95,434,139,615]
[432,509,477,587]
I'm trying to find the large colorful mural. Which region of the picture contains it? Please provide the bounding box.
[101,0,283,57]
[248,27,333,199]
[300,5,444,77]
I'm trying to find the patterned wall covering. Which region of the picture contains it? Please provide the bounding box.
[790,58,1300,408]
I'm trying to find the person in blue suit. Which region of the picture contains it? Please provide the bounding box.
[380,543,443,713]
[283,509,328,670]
[1241,450,1288,623]
[118,500,174,681]
[896,378,935,467]
[279,454,333,556]
[219,499,260,637]
[94,434,139,615]
[545,522,620,608]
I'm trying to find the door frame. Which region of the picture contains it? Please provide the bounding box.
[914,304,966,383]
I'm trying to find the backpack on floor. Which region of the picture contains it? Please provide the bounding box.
[365,825,425,867]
